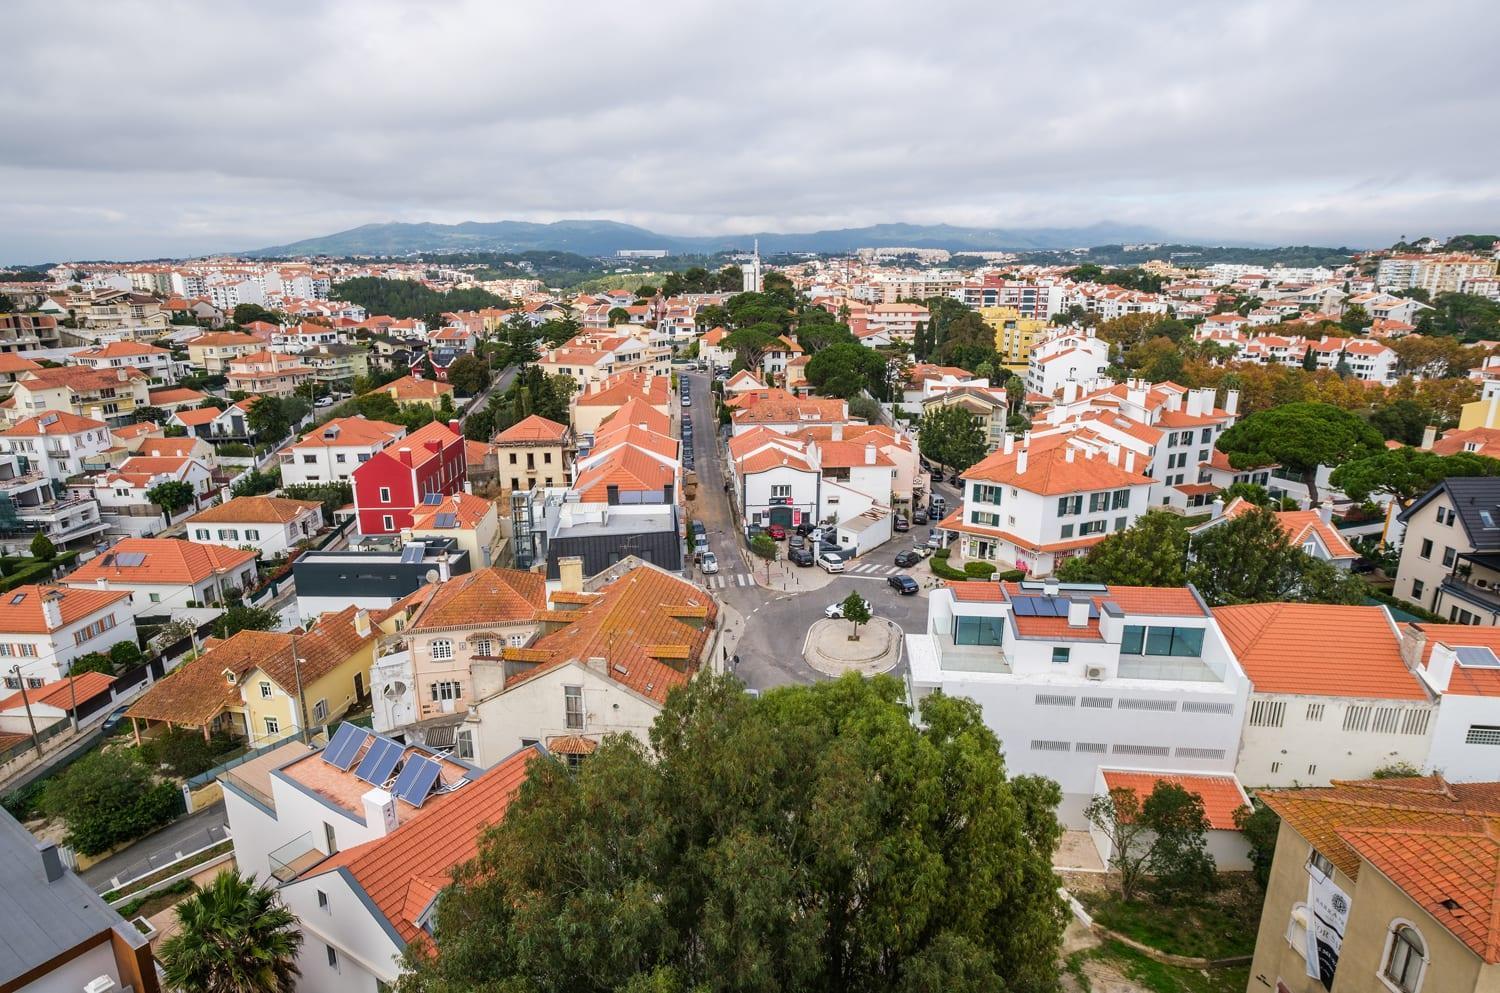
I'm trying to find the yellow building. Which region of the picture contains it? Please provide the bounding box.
[1457,387,1500,431]
[125,606,377,746]
[979,306,1049,372]
[406,491,504,569]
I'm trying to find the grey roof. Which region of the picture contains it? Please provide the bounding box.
[1401,476,1500,550]
[0,808,146,986]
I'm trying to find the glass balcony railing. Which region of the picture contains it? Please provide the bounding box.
[268,831,326,883]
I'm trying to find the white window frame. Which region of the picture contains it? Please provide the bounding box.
[263,715,280,736]
[259,680,273,699]
[1285,902,1309,958]
[1378,920,1427,993]
[431,639,454,661]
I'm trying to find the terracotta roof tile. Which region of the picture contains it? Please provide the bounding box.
[0,585,131,635]
[1100,769,1250,830]
[0,671,115,713]
[962,436,1153,495]
[67,539,257,587]
[1213,603,1426,699]
[492,414,569,445]
[186,497,322,526]
[408,568,546,631]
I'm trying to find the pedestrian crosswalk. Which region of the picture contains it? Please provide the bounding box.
[847,563,900,576]
[702,572,756,589]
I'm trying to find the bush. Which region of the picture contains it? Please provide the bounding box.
[39,749,182,856]
[71,652,114,676]
[108,640,144,669]
[929,556,969,581]
[997,569,1025,582]
[141,726,239,779]
[217,442,254,458]
[964,561,997,579]
[28,533,54,561]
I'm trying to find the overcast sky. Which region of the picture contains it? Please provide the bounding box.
[4,0,1499,263]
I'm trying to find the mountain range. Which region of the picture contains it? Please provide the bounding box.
[243,219,1192,258]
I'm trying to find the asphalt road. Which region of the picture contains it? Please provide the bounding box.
[678,370,939,691]
[81,801,229,889]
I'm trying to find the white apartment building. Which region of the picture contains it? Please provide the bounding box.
[279,417,407,486]
[907,579,1250,823]
[1025,329,1111,399]
[0,411,112,482]
[1377,253,1498,294]
[941,433,1155,577]
[0,584,137,685]
[1215,603,1435,788]
[68,341,178,385]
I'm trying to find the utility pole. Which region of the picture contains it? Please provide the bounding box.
[11,665,42,757]
[290,633,309,745]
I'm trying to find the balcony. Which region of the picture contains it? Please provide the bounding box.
[1116,655,1219,682]
[268,832,327,883]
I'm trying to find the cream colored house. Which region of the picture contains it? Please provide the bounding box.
[492,414,573,491]
[405,491,502,568]
[1248,775,1500,993]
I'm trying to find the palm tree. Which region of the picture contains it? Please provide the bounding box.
[159,870,302,993]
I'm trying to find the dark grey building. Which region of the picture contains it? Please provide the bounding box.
[293,537,470,622]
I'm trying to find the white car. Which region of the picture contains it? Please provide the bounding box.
[314,395,335,407]
[700,551,719,574]
[825,595,869,619]
[817,553,845,573]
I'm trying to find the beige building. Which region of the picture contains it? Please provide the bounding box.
[492,414,573,491]
[920,385,1011,453]
[1394,478,1500,624]
[1248,775,1500,993]
[406,491,503,568]
[7,365,153,427]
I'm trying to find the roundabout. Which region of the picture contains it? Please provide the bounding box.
[802,616,905,677]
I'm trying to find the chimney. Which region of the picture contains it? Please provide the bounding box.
[354,608,371,638]
[1420,424,1437,451]
[1317,502,1333,525]
[1099,600,1124,643]
[1211,496,1225,519]
[1124,451,1136,473]
[1186,391,1203,417]
[1399,624,1429,669]
[1224,389,1240,416]
[362,788,399,837]
[1066,598,1090,628]
[832,423,843,442]
[36,841,64,883]
[448,419,461,435]
[436,552,451,582]
[1043,577,1060,597]
[558,556,584,594]
[1106,444,1120,466]
[1002,433,1014,455]
[397,447,413,465]
[1016,445,1029,475]
[1424,643,1455,693]
[1065,447,1075,463]
[425,439,442,454]
[864,443,876,465]
[40,590,62,630]
[94,577,108,590]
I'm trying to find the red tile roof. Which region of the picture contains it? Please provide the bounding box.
[962,436,1152,495]
[303,746,539,947]
[408,492,497,532]
[1213,603,1427,699]
[0,585,131,634]
[294,416,404,449]
[492,414,569,445]
[406,568,545,631]
[0,671,115,713]
[68,539,257,587]
[1,411,107,437]
[186,496,321,526]
[1100,769,1249,830]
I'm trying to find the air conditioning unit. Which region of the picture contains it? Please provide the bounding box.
[1085,666,1106,681]
[83,977,117,993]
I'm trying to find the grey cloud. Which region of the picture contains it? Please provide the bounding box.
[2,0,1499,262]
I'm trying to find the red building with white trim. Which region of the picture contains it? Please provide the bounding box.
[351,420,467,535]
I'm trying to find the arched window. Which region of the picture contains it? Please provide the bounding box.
[431,639,453,661]
[1285,902,1310,957]
[1382,922,1426,993]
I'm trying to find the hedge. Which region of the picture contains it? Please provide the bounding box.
[963,561,997,579]
[0,550,80,592]
[929,555,968,582]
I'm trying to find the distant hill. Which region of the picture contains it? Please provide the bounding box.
[242,218,1188,258]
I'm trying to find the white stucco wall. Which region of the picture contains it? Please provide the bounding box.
[1235,693,1434,788]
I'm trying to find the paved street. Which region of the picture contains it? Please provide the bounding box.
[678,370,938,691]
[80,801,229,889]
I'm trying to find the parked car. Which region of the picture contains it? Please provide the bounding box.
[894,550,922,568]
[789,532,806,549]
[314,395,335,408]
[926,530,943,550]
[893,514,910,532]
[825,594,869,618]
[694,534,710,554]
[681,394,692,407]
[700,551,719,574]
[911,544,933,558]
[789,546,815,566]
[912,509,927,525]
[817,552,845,573]
[796,521,816,536]
[767,524,787,540]
[888,574,919,595]
[101,705,129,731]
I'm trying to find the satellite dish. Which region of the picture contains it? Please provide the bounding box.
[426,569,440,584]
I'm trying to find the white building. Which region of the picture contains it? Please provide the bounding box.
[0,584,136,685]
[940,433,1155,577]
[0,411,112,482]
[1214,602,1435,788]
[1404,623,1500,782]
[906,579,1251,824]
[279,417,406,486]
[68,340,178,385]
[1025,329,1111,399]
[62,538,259,618]
[184,496,326,559]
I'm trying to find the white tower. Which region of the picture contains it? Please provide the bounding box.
[743,239,763,293]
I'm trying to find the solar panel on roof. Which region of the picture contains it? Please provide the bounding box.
[400,545,425,564]
[434,512,458,528]
[1012,598,1035,616]
[322,723,370,770]
[422,492,443,505]
[392,754,443,807]
[115,552,147,567]
[354,736,403,785]
[1455,645,1500,669]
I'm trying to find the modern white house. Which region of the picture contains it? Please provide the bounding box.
[1404,623,1500,781]
[906,579,1251,824]
[0,411,112,482]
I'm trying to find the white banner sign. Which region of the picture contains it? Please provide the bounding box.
[1306,862,1351,987]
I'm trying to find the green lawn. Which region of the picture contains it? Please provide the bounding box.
[1075,874,1261,960]
[1068,941,1249,993]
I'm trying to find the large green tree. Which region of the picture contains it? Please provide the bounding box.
[445,353,491,396]
[147,480,197,524]
[1188,505,1366,606]
[918,405,987,476]
[402,674,1067,993]
[160,870,303,993]
[1330,448,1500,508]
[804,342,887,399]
[1055,511,1188,586]
[1369,398,1434,445]
[39,749,180,855]
[1214,402,1382,503]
